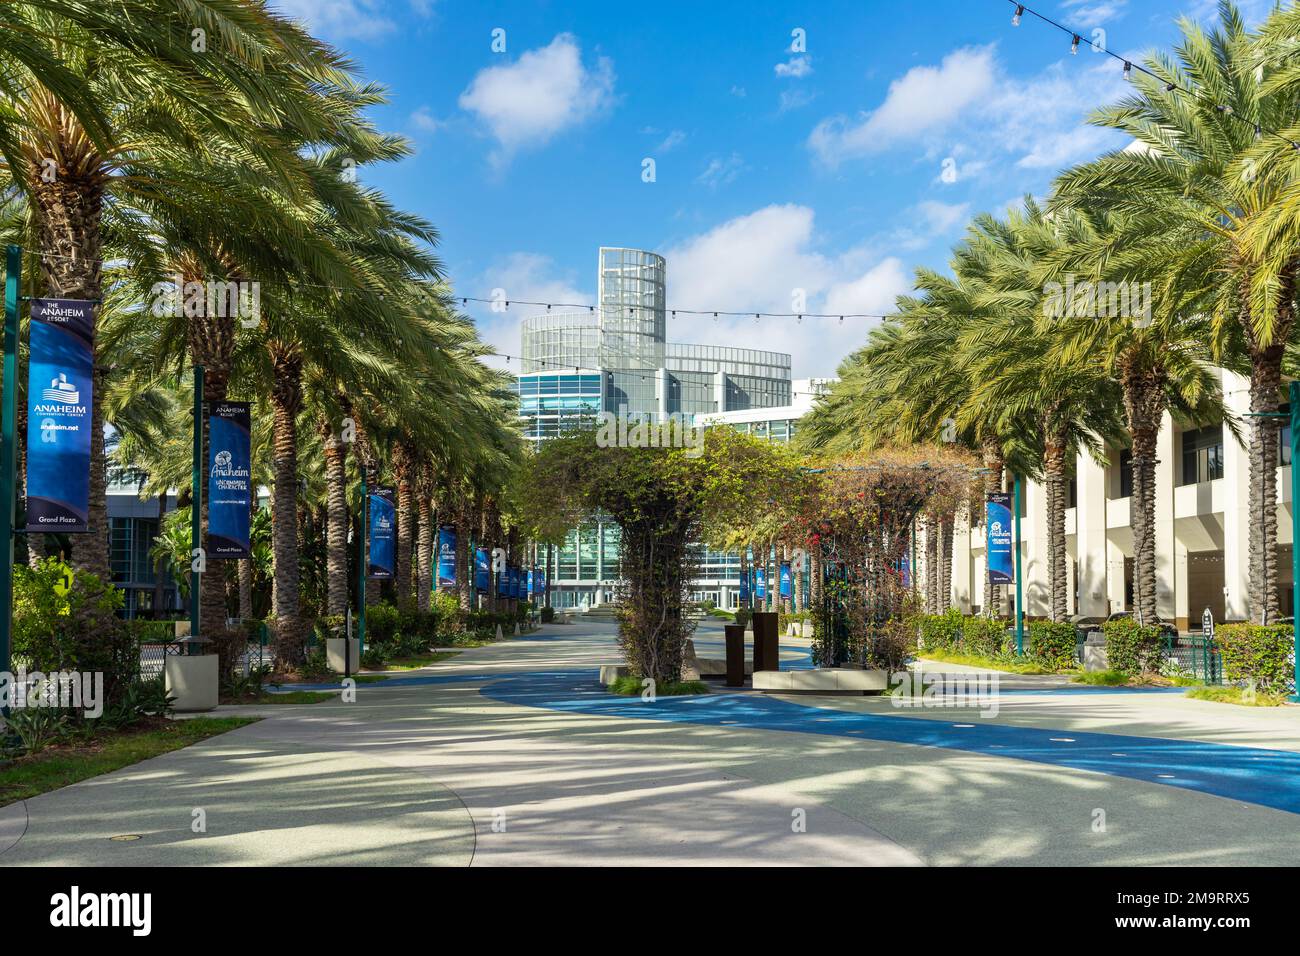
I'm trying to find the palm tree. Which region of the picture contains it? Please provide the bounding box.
[1053,2,1293,622]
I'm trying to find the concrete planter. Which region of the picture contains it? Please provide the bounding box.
[327,638,360,674]
[753,667,888,695]
[164,654,218,712]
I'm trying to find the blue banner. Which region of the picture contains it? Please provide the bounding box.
[986,492,1014,585]
[756,567,767,599]
[497,562,508,597]
[475,547,489,592]
[535,570,546,599]
[437,527,456,590]
[206,401,252,558]
[509,565,520,599]
[527,569,534,598]
[779,562,792,598]
[738,566,750,603]
[367,487,396,579]
[26,298,95,533]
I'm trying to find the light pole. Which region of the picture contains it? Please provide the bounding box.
[0,246,20,693]
[189,365,203,641]
[1014,474,1025,656]
[1291,382,1300,702]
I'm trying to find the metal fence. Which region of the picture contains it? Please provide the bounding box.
[1162,634,1222,684]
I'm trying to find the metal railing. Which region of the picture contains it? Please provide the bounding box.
[1162,634,1222,684]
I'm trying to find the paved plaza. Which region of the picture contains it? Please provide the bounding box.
[3,618,1298,867]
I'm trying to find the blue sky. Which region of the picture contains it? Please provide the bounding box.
[272,0,1273,377]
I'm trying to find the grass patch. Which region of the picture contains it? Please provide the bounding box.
[380,652,459,670]
[915,648,1054,675]
[706,608,736,620]
[607,675,710,696]
[350,674,389,684]
[1071,670,1201,687]
[1185,685,1289,707]
[1071,669,1133,686]
[0,717,258,807]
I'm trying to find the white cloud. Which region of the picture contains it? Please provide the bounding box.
[459,34,615,167]
[656,129,686,153]
[466,253,592,372]
[409,107,443,134]
[889,200,971,250]
[1061,0,1127,24]
[809,45,1127,175]
[775,55,813,78]
[810,46,997,165]
[696,153,745,189]
[662,204,912,377]
[778,88,817,113]
[270,0,395,41]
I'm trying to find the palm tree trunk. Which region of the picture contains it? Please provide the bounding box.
[1044,427,1069,623]
[1120,355,1166,627]
[28,120,109,581]
[456,509,472,611]
[1238,271,1294,623]
[393,445,414,609]
[416,491,433,612]
[321,419,348,619]
[268,343,304,666]
[981,439,1004,617]
[924,516,938,614]
[940,512,954,613]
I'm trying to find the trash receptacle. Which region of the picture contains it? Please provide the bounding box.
[752,612,779,672]
[724,624,746,687]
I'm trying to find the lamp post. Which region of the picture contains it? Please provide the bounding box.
[1291,382,1300,702]
[189,365,203,642]
[1014,474,1025,656]
[0,246,21,692]
[357,474,367,660]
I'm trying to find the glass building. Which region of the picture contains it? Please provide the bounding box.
[516,246,801,608]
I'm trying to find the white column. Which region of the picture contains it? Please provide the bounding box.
[952,513,973,613]
[1024,477,1049,616]
[1075,451,1109,616]
[1221,369,1251,621]
[1173,538,1190,633]
[1155,412,1177,623]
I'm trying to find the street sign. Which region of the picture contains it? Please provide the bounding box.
[1202,606,1214,639]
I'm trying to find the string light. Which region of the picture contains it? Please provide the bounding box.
[1003,0,1299,151]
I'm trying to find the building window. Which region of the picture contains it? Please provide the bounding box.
[1180,425,1224,486]
[1119,450,1133,499]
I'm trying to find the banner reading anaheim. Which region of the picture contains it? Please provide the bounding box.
[368,487,396,579]
[26,298,95,533]
[206,402,252,558]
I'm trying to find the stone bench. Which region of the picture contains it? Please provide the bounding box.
[753,668,888,694]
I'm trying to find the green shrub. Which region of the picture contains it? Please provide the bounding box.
[734,607,751,628]
[962,616,1005,658]
[366,603,401,644]
[1216,623,1294,694]
[4,708,69,753]
[298,651,332,681]
[918,608,963,652]
[1028,620,1077,671]
[540,606,555,623]
[102,677,175,728]
[1104,617,1163,675]
[361,647,387,670]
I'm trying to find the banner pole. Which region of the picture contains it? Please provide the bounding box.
[190,365,203,640]
[0,245,21,692]
[357,475,366,659]
[1014,475,1025,656]
[1290,382,1300,703]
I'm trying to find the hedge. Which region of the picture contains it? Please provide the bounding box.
[1103,617,1163,675]
[1215,623,1294,694]
[918,608,963,652]
[1027,620,1077,670]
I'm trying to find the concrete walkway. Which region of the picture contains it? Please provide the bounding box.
[2,617,1297,866]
